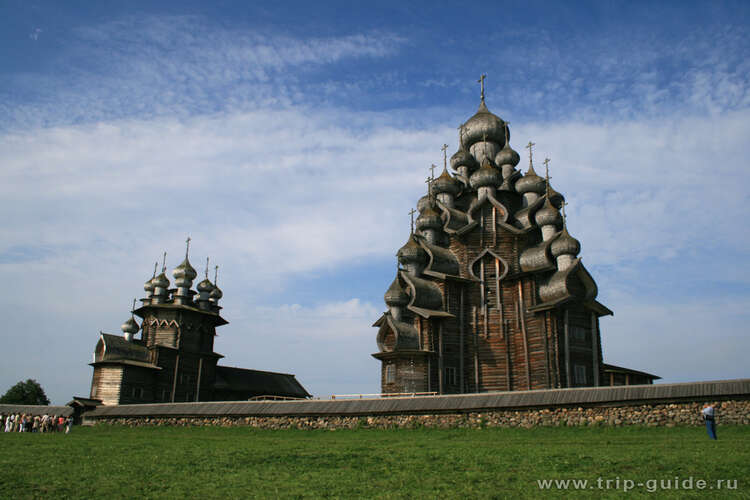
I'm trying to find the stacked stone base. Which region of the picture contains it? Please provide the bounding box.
[96,400,750,429]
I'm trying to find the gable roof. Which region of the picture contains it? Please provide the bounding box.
[214,366,311,399]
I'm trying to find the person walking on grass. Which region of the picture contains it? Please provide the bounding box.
[702,403,717,440]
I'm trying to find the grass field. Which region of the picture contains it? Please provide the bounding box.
[1,425,748,499]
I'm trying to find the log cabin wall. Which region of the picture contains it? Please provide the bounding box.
[90,366,123,405]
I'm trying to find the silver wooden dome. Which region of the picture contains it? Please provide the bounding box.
[515,165,546,195]
[469,160,502,189]
[459,101,506,149]
[550,228,581,257]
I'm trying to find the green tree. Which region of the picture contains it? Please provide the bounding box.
[0,379,50,405]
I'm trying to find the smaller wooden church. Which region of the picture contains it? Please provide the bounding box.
[88,242,310,405]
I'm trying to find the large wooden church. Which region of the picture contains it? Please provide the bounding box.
[373,79,656,394]
[88,244,310,405]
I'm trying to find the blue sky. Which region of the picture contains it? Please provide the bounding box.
[1,1,749,403]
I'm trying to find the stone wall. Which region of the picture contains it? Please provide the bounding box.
[95,400,750,429]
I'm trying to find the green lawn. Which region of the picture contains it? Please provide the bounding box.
[0,425,747,499]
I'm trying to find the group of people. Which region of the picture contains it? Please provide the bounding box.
[2,413,73,434]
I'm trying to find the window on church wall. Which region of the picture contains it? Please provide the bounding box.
[385,364,396,384]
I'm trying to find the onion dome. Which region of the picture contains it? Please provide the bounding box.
[209,284,223,301]
[550,227,581,258]
[417,194,434,213]
[121,316,139,335]
[515,165,546,195]
[495,139,520,167]
[173,257,197,287]
[469,159,502,189]
[548,184,565,209]
[152,272,170,289]
[384,276,409,307]
[416,205,443,232]
[432,167,460,196]
[450,148,478,172]
[144,277,155,294]
[197,278,214,293]
[397,234,428,266]
[534,197,562,227]
[460,101,506,149]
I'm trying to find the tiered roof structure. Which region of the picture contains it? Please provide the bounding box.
[89,239,310,405]
[373,77,612,394]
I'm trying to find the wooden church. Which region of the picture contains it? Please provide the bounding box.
[373,77,656,394]
[88,243,310,405]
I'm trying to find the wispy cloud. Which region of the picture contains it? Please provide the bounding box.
[1,15,405,130]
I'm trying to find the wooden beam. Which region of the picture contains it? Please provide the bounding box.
[438,322,444,394]
[564,309,571,388]
[171,353,180,403]
[492,206,497,247]
[542,308,551,388]
[473,306,479,391]
[591,312,600,387]
[518,281,531,390]
[195,357,203,402]
[459,287,465,393]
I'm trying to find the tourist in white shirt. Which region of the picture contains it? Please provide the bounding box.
[702,403,717,440]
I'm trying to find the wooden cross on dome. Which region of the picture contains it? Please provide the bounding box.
[543,158,551,196]
[441,144,449,170]
[478,74,486,101]
[161,252,167,273]
[152,261,158,278]
[409,208,417,234]
[429,164,437,180]
[214,265,219,285]
[205,256,210,279]
[185,236,191,259]
[525,141,535,168]
[131,298,136,316]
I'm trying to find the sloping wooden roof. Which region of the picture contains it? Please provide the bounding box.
[214,366,311,399]
[603,363,661,380]
[0,404,73,417]
[86,378,750,418]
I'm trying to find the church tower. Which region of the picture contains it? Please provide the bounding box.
[90,239,227,404]
[372,77,611,394]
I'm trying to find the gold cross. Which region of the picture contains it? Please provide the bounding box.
[478,74,486,101]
